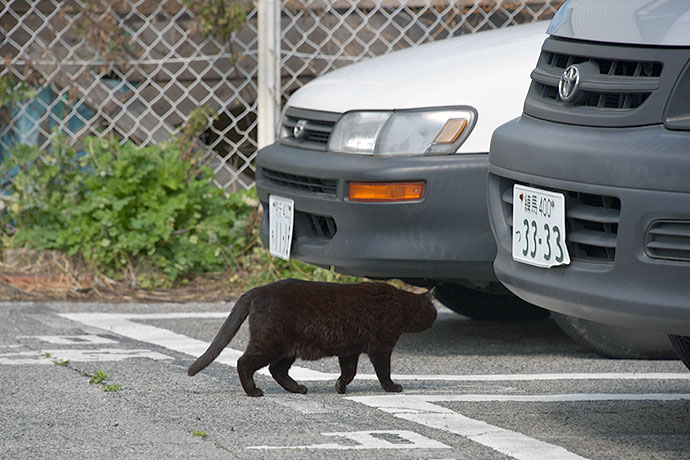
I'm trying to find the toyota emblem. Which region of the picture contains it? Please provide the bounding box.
[558,65,580,103]
[293,119,307,139]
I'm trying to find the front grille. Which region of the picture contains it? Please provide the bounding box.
[532,51,660,110]
[294,210,337,239]
[305,212,337,239]
[524,37,690,127]
[499,177,620,263]
[645,220,690,262]
[279,107,340,151]
[262,168,337,196]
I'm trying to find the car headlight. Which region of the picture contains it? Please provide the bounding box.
[328,107,477,156]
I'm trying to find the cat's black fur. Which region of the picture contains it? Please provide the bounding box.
[187,278,437,397]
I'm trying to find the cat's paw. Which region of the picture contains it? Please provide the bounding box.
[384,383,403,393]
[335,379,347,394]
[246,388,264,397]
[295,384,308,394]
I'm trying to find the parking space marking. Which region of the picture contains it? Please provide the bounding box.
[45,348,174,362]
[47,312,690,459]
[247,430,451,450]
[0,348,173,364]
[0,351,54,365]
[17,334,119,345]
[60,312,690,382]
[347,393,690,460]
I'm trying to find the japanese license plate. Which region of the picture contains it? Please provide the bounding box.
[512,184,570,268]
[269,195,294,261]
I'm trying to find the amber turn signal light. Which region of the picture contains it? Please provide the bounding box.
[348,181,426,202]
[433,118,468,144]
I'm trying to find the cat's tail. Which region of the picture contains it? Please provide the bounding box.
[187,293,252,376]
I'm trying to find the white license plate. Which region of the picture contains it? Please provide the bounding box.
[512,184,570,268]
[269,195,294,261]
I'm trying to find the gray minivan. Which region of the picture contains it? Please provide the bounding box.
[487,0,690,367]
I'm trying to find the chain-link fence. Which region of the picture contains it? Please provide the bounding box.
[1,0,563,191]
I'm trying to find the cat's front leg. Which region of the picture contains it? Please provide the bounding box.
[335,354,359,394]
[369,350,402,393]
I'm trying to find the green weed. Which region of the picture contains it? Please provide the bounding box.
[1,134,257,285]
[89,370,109,384]
[102,383,123,392]
[182,0,250,41]
[192,429,208,439]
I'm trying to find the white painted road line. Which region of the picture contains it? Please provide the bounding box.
[247,430,451,450]
[59,312,258,374]
[347,393,690,460]
[59,312,690,382]
[45,348,174,362]
[348,393,690,408]
[17,334,119,345]
[45,311,690,459]
[0,348,174,364]
[0,351,54,365]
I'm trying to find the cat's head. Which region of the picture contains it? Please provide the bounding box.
[404,287,437,332]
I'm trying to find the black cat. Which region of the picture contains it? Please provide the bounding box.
[188,279,437,396]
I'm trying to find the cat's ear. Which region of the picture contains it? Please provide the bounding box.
[425,286,436,300]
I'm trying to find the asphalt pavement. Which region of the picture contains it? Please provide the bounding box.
[1,300,689,460]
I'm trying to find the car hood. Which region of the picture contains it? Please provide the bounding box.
[547,0,690,46]
[287,22,548,153]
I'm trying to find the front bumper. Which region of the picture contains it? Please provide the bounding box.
[488,115,690,335]
[255,143,497,282]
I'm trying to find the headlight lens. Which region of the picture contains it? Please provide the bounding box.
[328,107,476,156]
[328,111,390,155]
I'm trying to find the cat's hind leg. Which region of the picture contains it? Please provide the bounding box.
[269,356,308,394]
[335,354,359,394]
[369,350,402,393]
[237,353,272,397]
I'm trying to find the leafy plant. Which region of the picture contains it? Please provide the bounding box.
[89,370,109,384]
[87,370,122,391]
[0,74,35,124]
[182,0,251,42]
[53,358,70,366]
[0,74,35,109]
[76,0,140,67]
[192,429,208,439]
[1,133,257,285]
[176,105,218,173]
[102,383,123,392]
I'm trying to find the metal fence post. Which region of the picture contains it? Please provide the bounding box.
[257,0,281,150]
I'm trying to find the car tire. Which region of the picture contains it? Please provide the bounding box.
[434,282,549,321]
[668,335,690,371]
[552,312,677,359]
